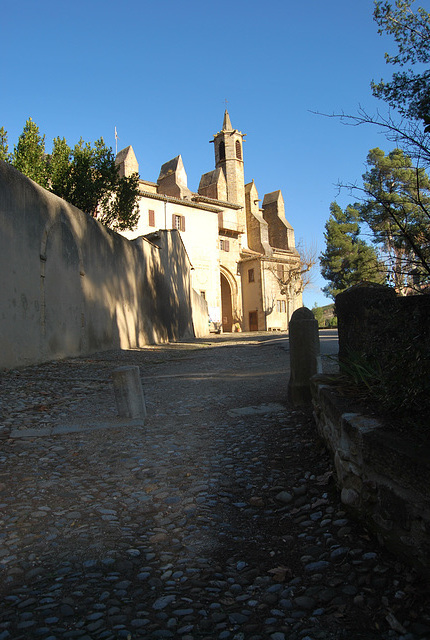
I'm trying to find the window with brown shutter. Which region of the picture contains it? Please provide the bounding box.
[220,239,230,252]
[173,214,185,231]
[148,209,155,227]
[248,268,255,282]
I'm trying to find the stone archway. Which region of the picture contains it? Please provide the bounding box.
[220,272,233,332]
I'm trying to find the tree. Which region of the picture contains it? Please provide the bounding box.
[12,117,48,187]
[320,202,385,300]
[315,2,430,239]
[48,137,140,231]
[0,126,9,162]
[98,172,140,232]
[357,147,430,292]
[267,241,318,298]
[312,303,325,327]
[372,0,430,126]
[41,134,139,231]
[63,138,118,217]
[47,136,72,201]
[5,119,140,231]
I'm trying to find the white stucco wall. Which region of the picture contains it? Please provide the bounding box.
[122,194,221,326]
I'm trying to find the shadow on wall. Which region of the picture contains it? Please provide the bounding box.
[0,160,199,369]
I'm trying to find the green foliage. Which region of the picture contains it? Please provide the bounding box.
[0,126,9,162]
[312,303,337,327]
[47,137,72,201]
[372,0,430,126]
[340,335,430,434]
[358,147,430,291]
[12,117,48,188]
[312,304,324,327]
[5,118,140,232]
[320,202,385,299]
[65,137,118,217]
[60,137,139,231]
[98,172,140,232]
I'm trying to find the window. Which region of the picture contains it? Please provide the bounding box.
[172,214,185,231]
[148,209,155,227]
[248,268,255,282]
[236,140,242,160]
[277,264,284,280]
[219,141,226,161]
[277,300,286,313]
[200,290,206,300]
[220,238,230,252]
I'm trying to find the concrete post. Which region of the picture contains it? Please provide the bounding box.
[288,307,322,405]
[112,366,147,420]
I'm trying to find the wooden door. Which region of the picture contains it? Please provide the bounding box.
[249,311,258,331]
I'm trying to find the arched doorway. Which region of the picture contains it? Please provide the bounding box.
[220,273,233,332]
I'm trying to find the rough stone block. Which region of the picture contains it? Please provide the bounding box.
[112,366,146,420]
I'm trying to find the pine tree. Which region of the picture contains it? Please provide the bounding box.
[372,0,430,126]
[0,126,9,162]
[358,147,430,292]
[12,117,48,187]
[320,202,385,300]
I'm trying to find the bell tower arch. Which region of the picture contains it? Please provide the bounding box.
[212,110,246,208]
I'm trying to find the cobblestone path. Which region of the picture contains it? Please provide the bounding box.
[0,334,429,640]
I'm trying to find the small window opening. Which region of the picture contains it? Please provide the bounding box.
[219,140,226,161]
[236,140,242,160]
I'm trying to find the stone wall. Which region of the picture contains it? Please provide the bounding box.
[335,283,430,367]
[191,289,209,338]
[0,161,207,369]
[311,376,430,576]
[311,284,430,574]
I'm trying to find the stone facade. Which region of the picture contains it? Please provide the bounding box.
[119,111,302,332]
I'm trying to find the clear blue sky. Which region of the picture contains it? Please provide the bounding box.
[2,0,412,308]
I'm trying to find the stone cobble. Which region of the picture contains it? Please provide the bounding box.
[0,334,429,640]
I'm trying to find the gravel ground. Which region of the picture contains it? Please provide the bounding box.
[0,333,429,640]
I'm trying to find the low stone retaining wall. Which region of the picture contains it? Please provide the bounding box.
[311,374,430,577]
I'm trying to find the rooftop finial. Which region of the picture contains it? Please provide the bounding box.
[222,109,233,132]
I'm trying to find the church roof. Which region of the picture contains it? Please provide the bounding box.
[262,190,283,205]
[115,145,136,164]
[158,155,183,181]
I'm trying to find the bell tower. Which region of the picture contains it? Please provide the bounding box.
[212,110,246,207]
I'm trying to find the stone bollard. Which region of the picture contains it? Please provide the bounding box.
[288,307,322,405]
[112,366,147,420]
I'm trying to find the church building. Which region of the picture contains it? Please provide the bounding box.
[118,111,302,332]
